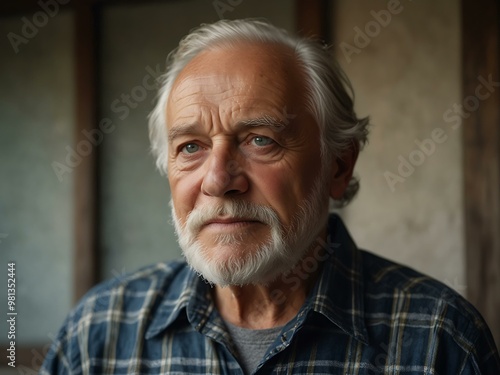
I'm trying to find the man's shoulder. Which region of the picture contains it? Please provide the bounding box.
[329,214,474,313]
[351,249,500,371]
[91,260,189,293]
[70,260,192,320]
[360,249,468,307]
[358,248,491,341]
[41,260,196,374]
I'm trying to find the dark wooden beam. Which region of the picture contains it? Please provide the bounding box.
[0,1,56,14]
[0,0,167,15]
[0,0,76,15]
[73,1,100,302]
[462,0,500,347]
[295,0,331,42]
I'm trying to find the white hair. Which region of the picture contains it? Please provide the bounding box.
[148,18,369,206]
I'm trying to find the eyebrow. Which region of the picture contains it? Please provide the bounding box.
[168,115,287,143]
[236,115,287,132]
[168,123,200,144]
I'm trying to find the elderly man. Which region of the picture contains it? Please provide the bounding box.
[42,19,499,374]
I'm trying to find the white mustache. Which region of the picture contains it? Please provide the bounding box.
[185,200,282,234]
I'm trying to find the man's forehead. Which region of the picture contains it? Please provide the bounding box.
[168,43,305,114]
[170,42,301,95]
[171,73,269,97]
[168,76,289,114]
[180,42,297,75]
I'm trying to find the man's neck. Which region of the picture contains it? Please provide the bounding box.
[213,254,323,329]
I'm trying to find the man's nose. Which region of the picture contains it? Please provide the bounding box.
[201,146,248,197]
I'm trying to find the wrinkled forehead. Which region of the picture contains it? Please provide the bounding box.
[167,42,307,114]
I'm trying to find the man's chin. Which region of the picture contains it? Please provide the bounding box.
[184,247,297,287]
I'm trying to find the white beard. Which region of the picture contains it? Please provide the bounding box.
[170,169,330,286]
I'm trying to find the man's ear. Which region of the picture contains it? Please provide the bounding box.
[329,143,359,200]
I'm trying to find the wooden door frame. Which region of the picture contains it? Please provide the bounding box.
[462,0,500,348]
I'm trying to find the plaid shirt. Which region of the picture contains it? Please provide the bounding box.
[41,214,500,374]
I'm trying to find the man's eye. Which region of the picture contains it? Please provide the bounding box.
[251,136,274,147]
[181,143,200,154]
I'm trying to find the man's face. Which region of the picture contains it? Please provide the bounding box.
[166,43,332,285]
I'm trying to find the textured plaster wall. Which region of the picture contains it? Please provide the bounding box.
[0,12,74,343]
[333,0,465,293]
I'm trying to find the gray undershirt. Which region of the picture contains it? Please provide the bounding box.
[224,320,283,375]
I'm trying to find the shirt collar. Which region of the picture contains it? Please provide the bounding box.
[306,213,369,344]
[145,264,212,339]
[146,213,368,345]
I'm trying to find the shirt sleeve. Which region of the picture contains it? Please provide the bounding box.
[39,313,82,375]
[463,322,500,375]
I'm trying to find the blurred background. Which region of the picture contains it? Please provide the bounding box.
[1,0,498,372]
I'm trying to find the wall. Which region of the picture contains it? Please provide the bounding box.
[0,12,74,345]
[333,0,465,293]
